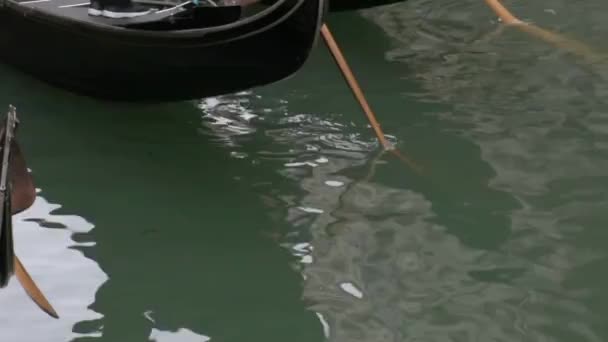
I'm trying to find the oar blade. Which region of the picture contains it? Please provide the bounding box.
[10,140,36,215]
[14,256,59,319]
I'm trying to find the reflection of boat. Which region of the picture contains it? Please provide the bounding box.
[0,0,327,102]
[329,0,406,12]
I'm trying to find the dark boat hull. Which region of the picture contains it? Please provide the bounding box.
[0,0,327,102]
[329,0,405,12]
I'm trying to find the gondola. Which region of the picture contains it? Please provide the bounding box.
[329,0,405,12]
[0,0,327,102]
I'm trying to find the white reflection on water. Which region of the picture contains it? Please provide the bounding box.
[197,91,261,148]
[0,190,107,342]
[144,310,212,342]
[149,328,211,342]
[194,91,381,341]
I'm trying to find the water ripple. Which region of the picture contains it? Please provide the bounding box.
[191,6,608,339]
[354,1,608,341]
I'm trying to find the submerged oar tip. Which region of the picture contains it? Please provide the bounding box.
[45,307,60,319]
[33,296,60,319]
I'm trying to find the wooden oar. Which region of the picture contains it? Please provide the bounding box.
[320,24,423,174]
[0,106,59,319]
[484,0,605,63]
[320,24,390,149]
[15,256,59,319]
[12,139,59,319]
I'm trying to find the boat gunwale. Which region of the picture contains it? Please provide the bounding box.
[0,0,307,40]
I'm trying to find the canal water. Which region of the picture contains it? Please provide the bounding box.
[0,1,607,341]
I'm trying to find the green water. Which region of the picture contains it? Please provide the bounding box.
[1,1,608,341]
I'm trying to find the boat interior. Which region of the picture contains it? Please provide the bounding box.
[11,0,295,30]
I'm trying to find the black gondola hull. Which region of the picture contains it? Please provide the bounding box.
[329,0,406,12]
[0,0,327,102]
